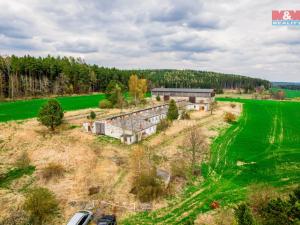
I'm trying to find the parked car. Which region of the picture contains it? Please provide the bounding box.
[66,210,93,225]
[97,215,117,225]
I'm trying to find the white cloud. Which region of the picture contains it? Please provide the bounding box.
[0,0,300,81]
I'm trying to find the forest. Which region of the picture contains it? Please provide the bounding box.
[0,55,271,99]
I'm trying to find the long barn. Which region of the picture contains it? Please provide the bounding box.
[151,88,215,111]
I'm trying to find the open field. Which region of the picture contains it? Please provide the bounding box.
[271,88,300,99]
[122,99,300,224]
[0,100,238,224]
[0,94,106,122]
[0,92,152,122]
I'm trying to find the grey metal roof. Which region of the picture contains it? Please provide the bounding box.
[102,103,169,121]
[110,117,155,133]
[152,88,214,93]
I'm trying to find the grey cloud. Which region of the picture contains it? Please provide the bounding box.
[0,0,299,81]
[56,40,98,53]
[0,24,30,39]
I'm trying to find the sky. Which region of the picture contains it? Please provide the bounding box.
[0,0,299,82]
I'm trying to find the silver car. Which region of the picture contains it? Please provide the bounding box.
[66,210,93,225]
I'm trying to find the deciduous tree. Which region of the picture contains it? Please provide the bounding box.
[184,128,207,175]
[210,101,218,115]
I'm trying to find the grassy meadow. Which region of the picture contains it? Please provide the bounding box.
[0,92,152,122]
[122,98,300,224]
[0,94,107,122]
[271,88,300,98]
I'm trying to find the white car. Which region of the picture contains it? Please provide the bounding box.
[66,210,93,225]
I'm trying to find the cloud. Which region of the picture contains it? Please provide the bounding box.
[0,0,299,81]
[56,40,99,53]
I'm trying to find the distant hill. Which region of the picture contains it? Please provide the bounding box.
[0,55,270,99]
[272,82,300,90]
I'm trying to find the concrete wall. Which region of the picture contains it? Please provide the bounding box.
[152,95,214,105]
[148,114,167,124]
[104,123,125,139]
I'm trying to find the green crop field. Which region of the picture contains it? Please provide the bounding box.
[271,88,300,98]
[0,94,107,122]
[0,92,152,122]
[122,98,300,224]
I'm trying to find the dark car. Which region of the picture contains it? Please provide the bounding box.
[97,215,117,225]
[66,210,93,225]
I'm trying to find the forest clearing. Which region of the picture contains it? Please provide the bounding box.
[121,99,300,224]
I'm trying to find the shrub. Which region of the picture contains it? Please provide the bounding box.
[247,184,278,217]
[140,98,147,105]
[167,99,179,120]
[171,159,188,179]
[15,151,30,169]
[0,209,29,225]
[259,186,300,225]
[181,110,190,120]
[132,169,164,202]
[23,187,59,225]
[156,95,161,101]
[234,203,255,225]
[224,112,236,123]
[230,103,236,108]
[156,119,171,132]
[87,111,96,120]
[99,99,112,108]
[37,99,64,131]
[41,163,65,181]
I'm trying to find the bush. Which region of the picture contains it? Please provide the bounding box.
[259,186,300,225]
[230,103,236,108]
[156,95,161,101]
[0,209,29,225]
[171,159,188,179]
[37,99,64,131]
[181,110,190,120]
[224,112,236,123]
[87,111,96,120]
[234,203,255,225]
[156,119,171,132]
[41,163,65,181]
[132,169,164,202]
[215,89,224,94]
[15,151,30,169]
[23,187,59,225]
[99,99,112,108]
[140,98,147,105]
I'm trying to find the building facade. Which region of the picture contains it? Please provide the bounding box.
[151,88,215,111]
[83,88,215,144]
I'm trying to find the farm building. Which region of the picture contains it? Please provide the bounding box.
[152,88,215,111]
[84,103,169,144]
[83,96,212,144]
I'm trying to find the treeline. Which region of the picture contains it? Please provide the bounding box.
[0,55,270,99]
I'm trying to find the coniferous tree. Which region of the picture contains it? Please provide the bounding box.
[167,99,179,121]
[37,99,64,131]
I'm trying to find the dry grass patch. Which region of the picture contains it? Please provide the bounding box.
[15,151,31,169]
[41,163,66,181]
